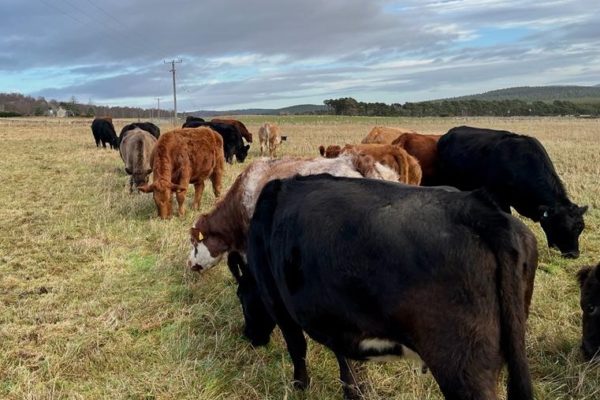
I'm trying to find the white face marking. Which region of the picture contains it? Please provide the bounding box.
[188,242,223,272]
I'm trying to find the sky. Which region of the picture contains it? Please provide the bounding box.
[1,0,599,111]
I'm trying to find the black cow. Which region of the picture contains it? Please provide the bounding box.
[232,174,538,400]
[119,122,160,144]
[577,262,600,361]
[182,120,249,164]
[437,126,587,258]
[185,115,205,124]
[91,118,118,149]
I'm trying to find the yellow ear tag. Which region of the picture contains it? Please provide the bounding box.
[197,231,204,241]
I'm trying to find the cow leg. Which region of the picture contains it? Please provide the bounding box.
[278,320,310,390]
[210,170,222,198]
[335,353,364,400]
[192,181,205,210]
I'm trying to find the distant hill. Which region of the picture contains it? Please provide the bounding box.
[447,85,600,103]
[184,104,327,117]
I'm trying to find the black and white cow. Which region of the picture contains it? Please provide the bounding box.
[437,126,587,258]
[232,174,538,400]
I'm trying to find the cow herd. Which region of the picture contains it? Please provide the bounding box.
[90,117,597,400]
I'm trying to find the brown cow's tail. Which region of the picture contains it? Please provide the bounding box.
[392,149,410,184]
[496,232,535,400]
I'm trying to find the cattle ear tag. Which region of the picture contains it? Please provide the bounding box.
[197,231,204,241]
[543,211,549,218]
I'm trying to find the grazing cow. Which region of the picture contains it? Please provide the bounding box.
[91,118,118,149]
[234,174,538,400]
[361,126,417,144]
[258,123,283,157]
[211,118,253,143]
[119,128,157,192]
[182,120,249,164]
[319,144,342,158]
[392,133,441,185]
[138,128,224,219]
[437,126,587,258]
[187,154,398,272]
[577,262,600,361]
[119,122,160,144]
[319,143,422,185]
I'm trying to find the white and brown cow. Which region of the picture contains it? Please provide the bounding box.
[187,153,399,272]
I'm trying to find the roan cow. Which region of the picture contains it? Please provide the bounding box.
[437,126,587,258]
[577,262,600,361]
[187,154,399,272]
[233,174,538,400]
[91,117,118,149]
[138,127,224,219]
[119,128,157,192]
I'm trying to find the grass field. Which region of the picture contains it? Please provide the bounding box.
[0,116,598,399]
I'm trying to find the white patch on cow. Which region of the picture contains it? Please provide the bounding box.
[359,338,397,352]
[359,338,423,364]
[373,162,399,181]
[188,242,223,272]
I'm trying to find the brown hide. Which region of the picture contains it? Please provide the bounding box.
[319,144,342,158]
[211,118,253,143]
[139,127,224,219]
[361,126,417,144]
[119,129,157,192]
[392,133,441,185]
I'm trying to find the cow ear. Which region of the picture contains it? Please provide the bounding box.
[577,266,592,288]
[578,205,588,215]
[145,168,153,175]
[125,167,132,175]
[539,205,551,219]
[319,145,325,156]
[137,183,154,193]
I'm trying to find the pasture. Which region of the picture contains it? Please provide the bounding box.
[0,116,598,399]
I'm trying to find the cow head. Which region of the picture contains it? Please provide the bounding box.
[539,203,587,258]
[126,167,153,189]
[235,144,250,163]
[577,263,600,361]
[138,181,185,219]
[187,222,226,272]
[228,251,275,346]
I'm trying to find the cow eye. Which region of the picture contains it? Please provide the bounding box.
[586,305,599,315]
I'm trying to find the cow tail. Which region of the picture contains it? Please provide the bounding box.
[393,150,410,184]
[496,241,534,400]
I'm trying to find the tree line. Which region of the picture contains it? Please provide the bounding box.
[323,97,600,117]
[0,93,159,118]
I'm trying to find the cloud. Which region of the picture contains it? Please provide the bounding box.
[0,0,598,109]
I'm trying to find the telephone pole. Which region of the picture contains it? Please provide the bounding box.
[164,59,182,125]
[155,97,161,121]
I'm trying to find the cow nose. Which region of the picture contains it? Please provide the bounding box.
[562,250,580,259]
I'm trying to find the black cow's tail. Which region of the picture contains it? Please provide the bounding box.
[496,240,534,400]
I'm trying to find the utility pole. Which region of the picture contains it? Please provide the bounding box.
[164,59,182,125]
[156,97,161,121]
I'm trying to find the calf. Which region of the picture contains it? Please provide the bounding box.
[182,120,249,164]
[119,122,160,144]
[392,132,441,185]
[235,174,538,400]
[119,128,157,192]
[361,126,416,144]
[91,118,118,149]
[319,144,342,158]
[437,126,587,258]
[138,128,224,219]
[577,262,600,361]
[188,154,398,272]
[258,123,283,157]
[211,118,253,143]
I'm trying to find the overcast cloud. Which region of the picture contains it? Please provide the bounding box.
[1,0,598,110]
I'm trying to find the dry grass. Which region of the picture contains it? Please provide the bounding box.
[0,116,598,399]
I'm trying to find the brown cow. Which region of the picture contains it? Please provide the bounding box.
[211,118,253,143]
[187,154,399,272]
[577,262,600,361]
[318,144,342,158]
[258,123,283,157]
[119,128,157,192]
[392,133,442,186]
[361,126,417,144]
[138,127,224,219]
